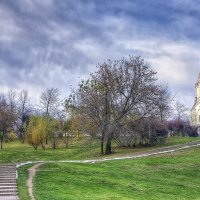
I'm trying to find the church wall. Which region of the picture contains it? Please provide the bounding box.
[197,84,200,98]
[190,73,200,129]
[196,105,200,125]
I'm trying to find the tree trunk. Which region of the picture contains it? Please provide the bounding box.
[65,135,69,149]
[19,132,23,141]
[41,143,45,150]
[45,136,48,145]
[20,131,25,144]
[105,138,112,155]
[32,144,38,150]
[21,129,25,143]
[0,131,5,150]
[64,132,69,148]
[53,138,56,149]
[101,137,104,155]
[45,116,50,145]
[0,137,3,150]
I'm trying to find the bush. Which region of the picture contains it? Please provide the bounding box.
[149,129,168,145]
[7,131,17,141]
[185,126,199,137]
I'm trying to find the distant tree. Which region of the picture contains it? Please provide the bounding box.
[15,90,32,142]
[186,125,198,137]
[0,93,17,149]
[69,114,84,140]
[63,120,71,148]
[167,119,196,137]
[115,116,168,148]
[7,90,18,130]
[40,88,60,117]
[174,101,189,121]
[0,95,10,149]
[54,110,69,148]
[26,116,47,150]
[7,90,17,117]
[40,88,60,144]
[154,85,172,122]
[49,119,62,149]
[168,101,189,136]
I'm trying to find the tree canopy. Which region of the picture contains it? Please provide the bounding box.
[66,56,171,154]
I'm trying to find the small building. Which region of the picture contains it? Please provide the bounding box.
[190,73,200,135]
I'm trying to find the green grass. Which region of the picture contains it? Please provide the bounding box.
[0,136,200,164]
[17,164,32,200]
[159,136,200,146]
[15,136,200,199]
[33,147,200,200]
[0,138,100,164]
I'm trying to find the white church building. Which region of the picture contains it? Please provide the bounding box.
[190,73,200,135]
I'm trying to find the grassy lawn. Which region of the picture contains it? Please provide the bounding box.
[0,136,200,164]
[32,146,200,200]
[0,138,100,164]
[17,164,32,200]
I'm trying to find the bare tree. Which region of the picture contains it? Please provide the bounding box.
[7,90,17,125]
[0,95,8,149]
[40,88,60,117]
[67,56,167,155]
[174,101,189,121]
[0,93,17,149]
[153,85,172,122]
[16,90,32,142]
[40,88,60,144]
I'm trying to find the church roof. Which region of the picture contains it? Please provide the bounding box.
[196,73,200,85]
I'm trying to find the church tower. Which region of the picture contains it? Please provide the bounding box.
[195,73,200,99]
[190,73,200,133]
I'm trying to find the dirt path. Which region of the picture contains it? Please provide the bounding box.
[27,163,44,200]
[23,141,200,200]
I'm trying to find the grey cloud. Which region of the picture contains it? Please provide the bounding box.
[0,0,199,109]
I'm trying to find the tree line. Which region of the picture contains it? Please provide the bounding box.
[0,56,197,153]
[0,88,64,149]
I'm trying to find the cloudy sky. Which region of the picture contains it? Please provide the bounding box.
[0,0,199,108]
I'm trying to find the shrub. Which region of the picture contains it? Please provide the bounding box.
[7,131,17,141]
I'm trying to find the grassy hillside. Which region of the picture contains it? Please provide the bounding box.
[1,136,200,164]
[0,138,99,164]
[32,146,200,200]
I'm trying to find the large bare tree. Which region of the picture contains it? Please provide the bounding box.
[67,56,169,155]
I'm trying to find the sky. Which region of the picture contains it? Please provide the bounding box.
[0,0,199,108]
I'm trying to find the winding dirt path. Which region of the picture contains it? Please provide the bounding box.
[27,163,44,200]
[23,141,200,200]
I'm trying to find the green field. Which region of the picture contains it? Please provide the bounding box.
[15,137,200,200]
[0,139,100,164]
[0,136,199,164]
[17,164,31,200]
[30,147,200,200]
